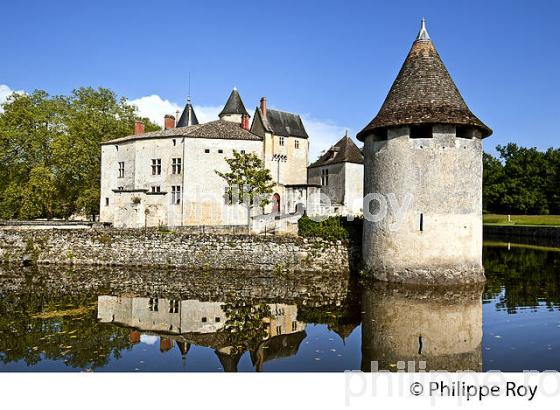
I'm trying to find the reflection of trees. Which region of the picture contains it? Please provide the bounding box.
[0,292,132,369]
[483,245,560,312]
[220,303,271,355]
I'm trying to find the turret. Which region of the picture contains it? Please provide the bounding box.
[176,97,199,127]
[219,87,250,125]
[357,19,492,285]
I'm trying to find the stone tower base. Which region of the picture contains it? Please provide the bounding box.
[369,266,486,286]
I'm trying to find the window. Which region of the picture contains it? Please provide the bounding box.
[420,213,424,231]
[276,325,282,335]
[105,198,109,206]
[321,169,329,186]
[169,300,179,314]
[117,186,124,191]
[118,162,125,178]
[172,158,182,174]
[215,317,221,323]
[201,317,207,323]
[279,136,285,146]
[151,186,161,193]
[410,124,432,139]
[292,321,298,332]
[115,145,119,151]
[173,139,176,146]
[171,185,181,204]
[151,159,161,175]
[148,298,159,312]
[240,150,246,154]
[295,140,300,149]
[204,149,210,153]
[218,149,223,154]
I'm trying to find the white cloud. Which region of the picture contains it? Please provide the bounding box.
[140,334,158,345]
[0,84,24,113]
[128,94,222,126]
[301,115,354,162]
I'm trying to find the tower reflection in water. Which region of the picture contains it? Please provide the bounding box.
[97,296,306,372]
[361,283,483,372]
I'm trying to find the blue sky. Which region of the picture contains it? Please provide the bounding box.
[1,0,559,159]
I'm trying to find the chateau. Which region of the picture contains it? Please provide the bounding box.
[100,89,335,228]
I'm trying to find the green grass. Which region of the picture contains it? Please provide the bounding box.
[483,214,560,227]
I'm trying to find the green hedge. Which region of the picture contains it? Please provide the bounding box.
[298,215,362,241]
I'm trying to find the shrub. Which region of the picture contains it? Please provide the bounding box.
[298,215,361,241]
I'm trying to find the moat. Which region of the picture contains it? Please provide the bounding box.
[1,240,559,372]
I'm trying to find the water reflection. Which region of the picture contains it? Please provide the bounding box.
[97,296,307,371]
[1,242,560,371]
[361,283,483,371]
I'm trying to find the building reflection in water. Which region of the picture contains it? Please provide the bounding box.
[361,283,483,372]
[97,296,306,371]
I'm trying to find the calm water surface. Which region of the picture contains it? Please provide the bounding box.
[1,241,559,372]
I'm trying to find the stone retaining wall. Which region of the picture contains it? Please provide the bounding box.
[0,228,359,273]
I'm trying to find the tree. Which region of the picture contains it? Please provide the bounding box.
[482,152,505,212]
[216,150,275,228]
[0,87,160,220]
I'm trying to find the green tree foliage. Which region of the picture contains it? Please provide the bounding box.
[216,150,275,225]
[0,87,160,220]
[483,143,560,214]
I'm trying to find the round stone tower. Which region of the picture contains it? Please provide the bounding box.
[356,19,492,285]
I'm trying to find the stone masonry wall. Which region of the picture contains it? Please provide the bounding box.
[0,228,359,273]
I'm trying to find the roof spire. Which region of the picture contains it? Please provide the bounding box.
[416,17,430,41]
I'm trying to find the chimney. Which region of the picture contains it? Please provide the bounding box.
[164,114,176,130]
[260,97,267,118]
[134,120,145,135]
[241,114,250,130]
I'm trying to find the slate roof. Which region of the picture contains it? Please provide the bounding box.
[219,88,249,117]
[308,135,363,168]
[176,99,199,127]
[256,108,309,138]
[102,120,262,145]
[357,20,491,141]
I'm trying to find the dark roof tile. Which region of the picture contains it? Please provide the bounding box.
[309,135,363,168]
[357,22,491,141]
[219,88,249,117]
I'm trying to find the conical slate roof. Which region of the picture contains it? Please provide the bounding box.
[219,88,249,117]
[357,20,491,141]
[176,99,199,127]
[309,134,363,168]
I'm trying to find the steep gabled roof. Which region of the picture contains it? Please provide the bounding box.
[309,134,363,168]
[102,120,262,145]
[176,99,199,127]
[219,88,249,117]
[357,19,491,141]
[255,107,309,138]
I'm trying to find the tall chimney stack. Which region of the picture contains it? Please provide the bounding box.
[241,114,250,130]
[164,115,176,130]
[260,97,267,118]
[134,120,145,135]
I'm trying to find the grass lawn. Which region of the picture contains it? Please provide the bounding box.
[483,214,560,226]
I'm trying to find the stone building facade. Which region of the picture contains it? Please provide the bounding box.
[308,133,364,216]
[357,20,492,284]
[100,89,316,228]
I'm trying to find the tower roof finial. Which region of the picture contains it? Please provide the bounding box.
[416,17,430,41]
